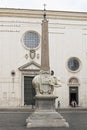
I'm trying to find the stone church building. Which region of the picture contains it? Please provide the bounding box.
[0,8,87,108]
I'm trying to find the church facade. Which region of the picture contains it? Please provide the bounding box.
[0,8,87,108]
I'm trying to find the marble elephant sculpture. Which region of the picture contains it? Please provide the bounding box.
[32,74,61,95]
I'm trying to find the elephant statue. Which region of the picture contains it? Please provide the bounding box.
[32,72,61,95]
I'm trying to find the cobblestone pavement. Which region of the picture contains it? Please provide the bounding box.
[0,110,87,130]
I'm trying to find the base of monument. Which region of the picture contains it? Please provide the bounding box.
[26,110,69,128]
[26,95,69,128]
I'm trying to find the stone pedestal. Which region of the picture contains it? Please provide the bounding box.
[35,95,57,110]
[26,95,69,128]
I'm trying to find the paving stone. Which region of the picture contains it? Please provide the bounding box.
[0,110,86,130]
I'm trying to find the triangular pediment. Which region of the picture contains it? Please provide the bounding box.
[19,61,40,71]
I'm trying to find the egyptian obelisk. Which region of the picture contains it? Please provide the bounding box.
[41,5,50,72]
[26,5,69,128]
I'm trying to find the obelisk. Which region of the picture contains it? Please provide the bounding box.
[26,5,69,128]
[41,5,50,72]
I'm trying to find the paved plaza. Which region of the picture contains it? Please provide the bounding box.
[0,109,86,130]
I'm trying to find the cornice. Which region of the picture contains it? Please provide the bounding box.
[0,8,43,19]
[0,8,87,21]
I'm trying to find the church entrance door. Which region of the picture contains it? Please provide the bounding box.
[69,87,78,106]
[24,76,36,105]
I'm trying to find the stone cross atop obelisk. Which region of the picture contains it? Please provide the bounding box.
[41,4,50,72]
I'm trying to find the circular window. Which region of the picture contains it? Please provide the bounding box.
[23,31,40,49]
[67,57,80,72]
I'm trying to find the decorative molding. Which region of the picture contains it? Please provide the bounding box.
[0,21,87,28]
[0,30,20,32]
[19,61,40,71]
[67,77,80,86]
[82,33,87,35]
[0,24,20,27]
[25,54,28,59]
[0,22,40,26]
[49,26,65,29]
[0,8,87,21]
[37,54,40,59]
[50,22,87,27]
[0,21,87,27]
[30,50,36,59]
[82,28,87,30]
[22,70,40,76]
[49,32,64,34]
